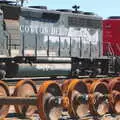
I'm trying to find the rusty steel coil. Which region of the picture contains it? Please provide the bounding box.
[13,79,37,117]
[89,80,110,116]
[62,79,90,119]
[109,77,120,92]
[37,81,63,120]
[0,80,10,118]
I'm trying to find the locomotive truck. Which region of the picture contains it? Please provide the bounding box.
[0,1,119,79]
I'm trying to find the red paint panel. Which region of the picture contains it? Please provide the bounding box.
[103,19,120,56]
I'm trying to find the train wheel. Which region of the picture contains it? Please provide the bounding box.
[0,80,10,118]
[37,81,63,120]
[13,79,37,117]
[89,80,110,116]
[109,90,120,114]
[62,79,90,119]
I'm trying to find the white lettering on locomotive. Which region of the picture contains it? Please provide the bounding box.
[20,24,98,44]
[20,24,68,36]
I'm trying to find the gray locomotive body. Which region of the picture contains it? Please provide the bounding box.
[0,4,110,78]
[19,7,102,58]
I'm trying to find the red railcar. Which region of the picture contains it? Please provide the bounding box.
[103,17,120,56]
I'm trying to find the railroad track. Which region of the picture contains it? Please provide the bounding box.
[0,77,119,120]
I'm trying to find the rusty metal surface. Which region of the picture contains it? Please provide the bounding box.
[0,77,119,120]
[0,80,10,118]
[89,80,110,116]
[62,79,90,118]
[37,81,63,120]
[13,79,38,117]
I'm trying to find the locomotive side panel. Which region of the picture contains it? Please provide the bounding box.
[19,8,103,58]
[103,19,120,56]
[19,9,68,56]
[0,5,21,57]
[68,16,102,58]
[0,9,8,57]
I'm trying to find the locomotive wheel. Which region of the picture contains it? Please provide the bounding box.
[0,80,10,118]
[13,79,37,117]
[37,81,63,120]
[89,80,110,116]
[63,79,89,119]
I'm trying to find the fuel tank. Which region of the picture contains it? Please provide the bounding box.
[6,63,71,78]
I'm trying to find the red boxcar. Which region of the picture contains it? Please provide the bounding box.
[103,17,120,56]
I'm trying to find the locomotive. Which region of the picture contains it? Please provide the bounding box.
[0,1,118,78]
